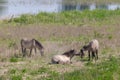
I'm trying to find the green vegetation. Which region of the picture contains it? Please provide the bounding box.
[2,10,120,26]
[0,9,120,80]
[10,57,19,62]
[62,0,120,4]
[41,56,120,80]
[10,74,22,80]
[10,57,23,62]
[4,56,119,80]
[30,67,49,76]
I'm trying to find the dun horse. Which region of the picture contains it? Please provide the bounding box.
[51,49,76,64]
[80,39,99,61]
[21,38,44,57]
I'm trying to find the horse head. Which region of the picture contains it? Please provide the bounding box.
[33,39,44,56]
[80,49,85,58]
[63,49,76,59]
[78,45,89,58]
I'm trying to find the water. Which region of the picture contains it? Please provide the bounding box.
[0,0,120,19]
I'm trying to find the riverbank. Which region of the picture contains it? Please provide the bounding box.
[1,9,120,27]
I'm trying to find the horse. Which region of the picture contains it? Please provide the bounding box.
[80,39,99,61]
[51,49,77,64]
[21,38,44,57]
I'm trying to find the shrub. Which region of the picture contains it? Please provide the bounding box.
[10,57,18,62]
[4,10,120,25]
[10,75,22,80]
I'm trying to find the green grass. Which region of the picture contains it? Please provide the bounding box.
[43,56,120,80]
[29,66,59,79]
[0,9,120,80]
[10,74,22,80]
[30,67,48,76]
[10,57,23,62]
[2,10,120,26]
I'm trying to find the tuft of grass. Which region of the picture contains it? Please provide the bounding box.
[9,56,23,62]
[30,67,49,76]
[94,31,104,38]
[9,69,16,74]
[101,47,114,54]
[8,40,16,48]
[10,74,22,80]
[108,34,113,40]
[10,57,18,62]
[21,68,27,73]
[0,57,7,62]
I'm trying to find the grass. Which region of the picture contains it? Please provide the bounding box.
[30,67,49,76]
[10,74,22,80]
[10,57,19,62]
[7,55,119,80]
[2,9,120,26]
[0,9,120,80]
[43,56,120,80]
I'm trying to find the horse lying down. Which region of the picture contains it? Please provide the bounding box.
[51,49,77,64]
[80,39,99,61]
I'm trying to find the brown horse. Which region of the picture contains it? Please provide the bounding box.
[21,38,44,57]
[80,39,99,61]
[51,49,77,64]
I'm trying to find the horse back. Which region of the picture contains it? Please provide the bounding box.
[52,55,70,64]
[90,39,99,50]
[21,39,34,49]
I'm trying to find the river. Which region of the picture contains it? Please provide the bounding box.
[0,0,120,19]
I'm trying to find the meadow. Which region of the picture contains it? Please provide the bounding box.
[0,9,120,80]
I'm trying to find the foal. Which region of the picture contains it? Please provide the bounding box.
[21,38,44,57]
[51,49,76,64]
[80,39,99,61]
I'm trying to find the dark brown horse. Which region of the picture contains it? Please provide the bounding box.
[21,38,44,57]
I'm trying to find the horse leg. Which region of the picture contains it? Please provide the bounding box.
[21,46,24,53]
[23,48,26,57]
[21,46,24,56]
[34,47,37,54]
[96,50,98,60]
[70,61,72,64]
[88,51,90,61]
[29,48,33,57]
[92,51,95,60]
[40,49,44,56]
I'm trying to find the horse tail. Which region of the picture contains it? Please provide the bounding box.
[20,39,26,57]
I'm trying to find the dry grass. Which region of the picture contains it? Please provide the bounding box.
[0,23,119,79]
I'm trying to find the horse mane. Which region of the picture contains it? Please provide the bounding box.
[32,39,44,49]
[83,44,91,50]
[62,49,75,58]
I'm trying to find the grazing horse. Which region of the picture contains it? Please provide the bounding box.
[21,38,44,57]
[80,39,99,61]
[51,49,76,64]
